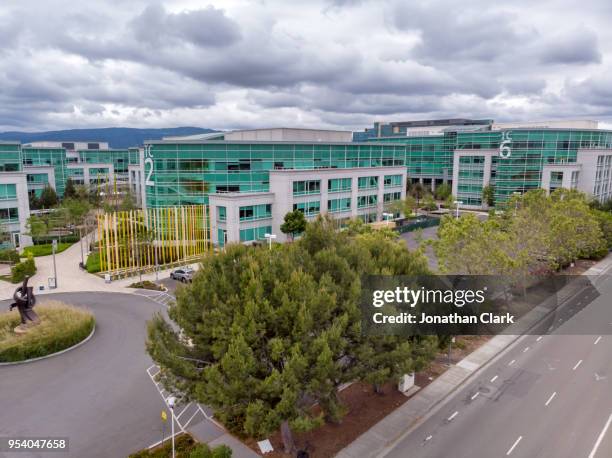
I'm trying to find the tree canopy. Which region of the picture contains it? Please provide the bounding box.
[146,216,437,452]
[434,188,608,275]
[280,210,307,240]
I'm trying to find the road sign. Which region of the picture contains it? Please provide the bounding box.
[161,410,167,422]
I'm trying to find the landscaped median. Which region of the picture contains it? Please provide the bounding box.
[0,301,95,363]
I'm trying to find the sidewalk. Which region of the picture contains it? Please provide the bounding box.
[337,253,612,458]
[0,240,199,301]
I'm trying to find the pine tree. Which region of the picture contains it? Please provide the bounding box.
[147,216,436,452]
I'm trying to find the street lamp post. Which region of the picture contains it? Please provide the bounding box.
[264,233,277,250]
[167,396,176,458]
[52,239,58,288]
[79,227,84,266]
[454,201,463,219]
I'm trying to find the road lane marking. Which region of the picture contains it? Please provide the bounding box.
[471,392,480,400]
[594,336,602,345]
[506,436,522,455]
[573,360,583,371]
[523,347,530,353]
[588,413,612,458]
[536,336,542,342]
[509,359,516,366]
[545,392,557,406]
[447,411,459,421]
[490,375,499,383]
[424,435,432,442]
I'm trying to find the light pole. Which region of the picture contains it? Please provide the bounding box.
[52,239,58,288]
[513,191,521,216]
[79,226,84,266]
[454,201,463,219]
[264,233,276,250]
[382,212,393,226]
[167,396,176,458]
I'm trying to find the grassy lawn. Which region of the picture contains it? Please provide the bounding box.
[86,251,101,273]
[0,301,95,362]
[22,242,74,257]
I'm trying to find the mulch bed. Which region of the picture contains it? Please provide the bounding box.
[245,335,491,457]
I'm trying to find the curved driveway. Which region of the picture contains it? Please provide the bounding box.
[0,292,168,458]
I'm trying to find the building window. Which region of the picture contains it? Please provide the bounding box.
[217,206,227,222]
[357,194,377,208]
[240,225,272,242]
[218,229,227,247]
[383,192,401,202]
[293,180,320,196]
[327,198,351,213]
[0,184,17,200]
[383,175,402,188]
[0,207,18,223]
[239,204,272,221]
[293,201,320,216]
[328,178,351,193]
[358,176,378,190]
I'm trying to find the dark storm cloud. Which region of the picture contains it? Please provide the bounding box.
[539,28,602,64]
[131,4,241,48]
[392,1,532,63]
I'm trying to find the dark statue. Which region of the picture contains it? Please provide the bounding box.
[9,276,40,333]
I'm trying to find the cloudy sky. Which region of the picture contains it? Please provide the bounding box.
[1,0,612,131]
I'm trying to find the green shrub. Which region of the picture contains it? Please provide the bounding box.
[128,434,230,458]
[129,281,164,291]
[33,234,80,245]
[0,248,20,263]
[22,242,73,257]
[11,255,36,283]
[86,251,101,273]
[0,301,95,362]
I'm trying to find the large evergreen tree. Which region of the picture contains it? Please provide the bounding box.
[147,216,435,453]
[39,184,58,208]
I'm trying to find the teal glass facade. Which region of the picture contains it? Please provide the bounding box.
[0,142,22,172]
[144,141,406,208]
[22,147,68,196]
[368,129,612,205]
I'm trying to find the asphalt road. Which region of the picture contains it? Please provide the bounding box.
[383,276,612,458]
[0,292,168,458]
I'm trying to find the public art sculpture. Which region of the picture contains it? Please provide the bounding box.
[9,276,40,333]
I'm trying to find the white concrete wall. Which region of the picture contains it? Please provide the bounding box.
[0,172,32,247]
[224,128,352,143]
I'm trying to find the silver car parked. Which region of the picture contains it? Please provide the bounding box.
[170,268,194,283]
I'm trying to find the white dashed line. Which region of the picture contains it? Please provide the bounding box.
[573,360,583,371]
[509,359,516,366]
[588,413,612,458]
[523,347,530,353]
[506,436,523,455]
[471,392,480,401]
[594,336,602,345]
[447,411,459,421]
[425,435,433,442]
[490,375,499,383]
[545,392,557,407]
[536,336,543,342]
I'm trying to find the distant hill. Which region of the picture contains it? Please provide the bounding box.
[0,127,218,149]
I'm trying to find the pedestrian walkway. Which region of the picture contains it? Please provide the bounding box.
[0,239,199,301]
[133,289,176,307]
[146,364,260,458]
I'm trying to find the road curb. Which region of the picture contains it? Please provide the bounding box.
[0,322,96,366]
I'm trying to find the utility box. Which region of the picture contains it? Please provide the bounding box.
[104,274,111,283]
[398,373,415,392]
